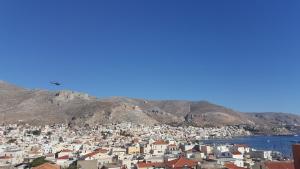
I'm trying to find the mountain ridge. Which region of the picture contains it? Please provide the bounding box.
[1,80,299,135]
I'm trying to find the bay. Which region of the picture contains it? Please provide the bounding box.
[202,135,300,157]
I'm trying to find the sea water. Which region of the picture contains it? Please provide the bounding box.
[203,135,300,157]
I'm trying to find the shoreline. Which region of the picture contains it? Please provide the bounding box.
[203,134,299,141]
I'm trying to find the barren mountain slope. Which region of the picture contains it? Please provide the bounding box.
[1,80,300,134]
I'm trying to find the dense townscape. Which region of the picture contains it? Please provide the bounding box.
[0,123,295,169]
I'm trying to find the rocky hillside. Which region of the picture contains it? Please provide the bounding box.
[1,80,300,135]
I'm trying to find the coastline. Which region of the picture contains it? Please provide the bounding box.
[202,135,300,157]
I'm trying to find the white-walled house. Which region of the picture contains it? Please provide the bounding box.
[232,151,243,160]
[82,148,112,167]
[231,144,250,154]
[150,140,168,156]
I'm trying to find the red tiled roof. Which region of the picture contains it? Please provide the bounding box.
[0,155,12,159]
[153,140,168,145]
[72,140,82,144]
[45,153,55,157]
[61,149,72,152]
[133,138,140,143]
[168,144,177,147]
[224,162,247,169]
[94,148,109,153]
[232,151,242,155]
[32,162,60,169]
[165,157,198,169]
[137,161,164,168]
[265,161,294,169]
[83,148,109,158]
[57,155,69,160]
[84,151,98,158]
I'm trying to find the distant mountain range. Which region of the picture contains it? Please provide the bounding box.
[1,80,300,135]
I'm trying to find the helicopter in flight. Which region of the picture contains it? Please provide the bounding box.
[50,81,62,86]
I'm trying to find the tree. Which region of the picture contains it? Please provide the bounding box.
[65,161,79,169]
[7,138,16,144]
[59,136,64,142]
[32,130,41,135]
[26,130,41,136]
[46,131,52,136]
[30,157,49,167]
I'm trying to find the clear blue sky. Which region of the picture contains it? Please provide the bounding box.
[0,0,299,113]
